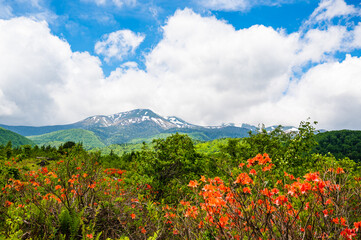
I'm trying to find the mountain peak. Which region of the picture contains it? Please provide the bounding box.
[109,109,160,119]
[78,109,175,129]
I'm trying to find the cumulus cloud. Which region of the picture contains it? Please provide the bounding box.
[1,5,361,130]
[274,55,361,130]
[0,17,104,125]
[144,9,299,124]
[95,30,145,62]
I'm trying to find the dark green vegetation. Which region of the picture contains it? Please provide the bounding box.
[0,127,33,147]
[28,129,106,150]
[314,130,361,162]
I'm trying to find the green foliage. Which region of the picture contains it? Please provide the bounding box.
[92,143,146,156]
[219,121,318,175]
[59,208,82,239]
[194,139,228,158]
[28,129,106,150]
[314,130,361,162]
[124,133,208,202]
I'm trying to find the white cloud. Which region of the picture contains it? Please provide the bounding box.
[0,17,103,125]
[144,9,299,124]
[82,0,136,8]
[0,0,58,23]
[297,26,348,63]
[352,23,361,48]
[310,0,357,21]
[274,55,361,130]
[1,7,361,130]
[197,0,302,11]
[198,0,248,11]
[15,0,42,9]
[95,30,145,62]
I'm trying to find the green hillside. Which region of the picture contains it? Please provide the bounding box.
[314,130,361,162]
[28,129,106,149]
[0,127,34,146]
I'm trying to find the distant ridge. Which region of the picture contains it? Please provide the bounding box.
[0,109,300,146]
[0,127,34,146]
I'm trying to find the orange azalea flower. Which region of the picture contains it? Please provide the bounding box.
[188,180,199,188]
[200,175,206,182]
[354,221,361,231]
[198,221,204,229]
[336,167,345,174]
[340,228,356,239]
[32,182,40,187]
[55,185,62,190]
[262,164,274,172]
[41,167,48,175]
[274,195,288,206]
[260,188,272,197]
[300,182,312,194]
[180,200,190,206]
[322,209,328,217]
[234,173,253,185]
[249,169,257,175]
[332,218,339,224]
[185,206,198,219]
[304,202,310,210]
[86,234,93,239]
[304,172,320,182]
[340,217,346,226]
[243,187,251,194]
[219,215,229,228]
[131,213,136,219]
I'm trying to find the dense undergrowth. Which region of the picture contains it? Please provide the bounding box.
[1,121,361,239]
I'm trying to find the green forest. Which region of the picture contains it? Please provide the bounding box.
[1,121,361,239]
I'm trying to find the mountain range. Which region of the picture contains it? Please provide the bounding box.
[0,109,298,148]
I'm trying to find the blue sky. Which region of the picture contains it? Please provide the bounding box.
[0,0,361,129]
